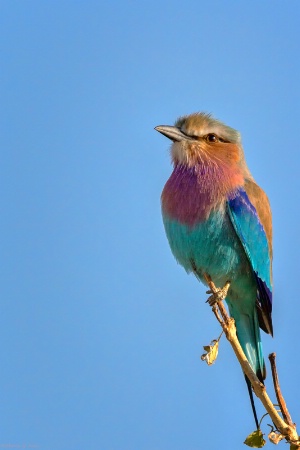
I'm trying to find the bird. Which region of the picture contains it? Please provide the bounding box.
[155,112,273,428]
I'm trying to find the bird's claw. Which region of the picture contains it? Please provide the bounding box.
[206,282,230,306]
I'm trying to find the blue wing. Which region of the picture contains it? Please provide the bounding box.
[227,188,273,335]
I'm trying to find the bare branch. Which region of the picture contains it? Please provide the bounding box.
[269,352,294,427]
[204,275,300,447]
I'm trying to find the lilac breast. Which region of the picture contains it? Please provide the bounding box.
[161,164,227,227]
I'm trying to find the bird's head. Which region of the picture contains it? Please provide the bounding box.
[155,112,248,174]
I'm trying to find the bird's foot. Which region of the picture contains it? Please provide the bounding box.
[206,281,230,306]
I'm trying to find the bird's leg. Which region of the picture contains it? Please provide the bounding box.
[204,274,230,306]
[204,273,231,326]
[206,283,230,306]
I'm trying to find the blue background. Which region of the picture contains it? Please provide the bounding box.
[1,1,300,449]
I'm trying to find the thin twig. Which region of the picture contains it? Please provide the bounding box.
[269,352,294,427]
[212,304,223,325]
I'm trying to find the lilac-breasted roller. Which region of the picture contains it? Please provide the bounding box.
[155,113,273,427]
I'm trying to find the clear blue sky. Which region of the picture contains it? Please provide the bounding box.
[1,2,300,449]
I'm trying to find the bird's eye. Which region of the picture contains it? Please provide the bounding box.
[206,134,218,143]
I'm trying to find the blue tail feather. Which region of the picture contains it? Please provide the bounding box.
[231,310,265,381]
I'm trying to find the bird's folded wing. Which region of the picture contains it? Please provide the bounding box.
[227,183,273,335]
